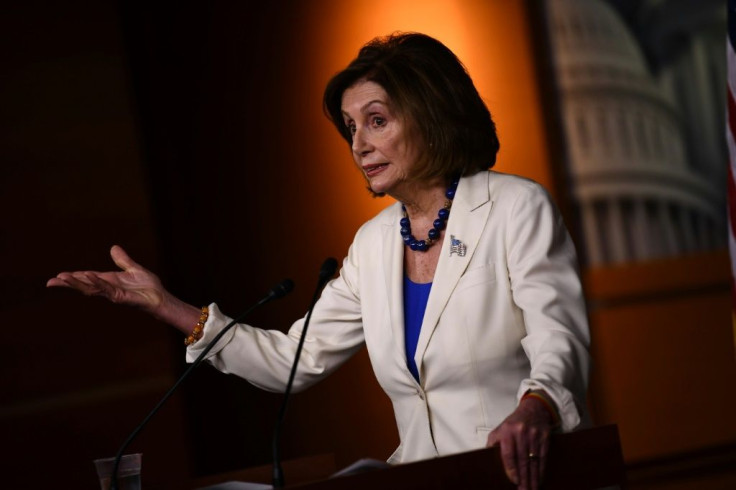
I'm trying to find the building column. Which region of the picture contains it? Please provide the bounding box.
[631,198,650,261]
[608,198,629,264]
[581,200,604,266]
[679,206,697,253]
[658,201,679,257]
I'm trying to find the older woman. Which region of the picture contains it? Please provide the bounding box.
[48,33,590,490]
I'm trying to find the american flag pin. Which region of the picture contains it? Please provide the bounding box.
[449,235,467,257]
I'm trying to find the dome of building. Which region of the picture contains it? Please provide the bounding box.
[546,0,722,265]
[551,0,649,76]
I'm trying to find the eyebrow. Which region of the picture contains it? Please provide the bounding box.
[341,99,388,118]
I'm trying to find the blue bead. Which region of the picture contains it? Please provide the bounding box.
[400,185,458,251]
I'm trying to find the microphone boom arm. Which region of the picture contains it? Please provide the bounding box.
[110,279,294,490]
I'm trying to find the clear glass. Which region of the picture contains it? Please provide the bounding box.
[93,453,142,490]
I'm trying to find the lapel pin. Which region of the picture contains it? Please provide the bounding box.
[449,235,467,257]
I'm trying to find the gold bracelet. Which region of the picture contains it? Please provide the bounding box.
[184,306,209,346]
[522,391,561,428]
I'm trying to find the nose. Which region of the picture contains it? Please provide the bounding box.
[351,126,372,157]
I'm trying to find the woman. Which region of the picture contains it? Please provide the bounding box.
[48,33,590,490]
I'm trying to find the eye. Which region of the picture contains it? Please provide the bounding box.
[372,116,386,127]
[346,122,356,135]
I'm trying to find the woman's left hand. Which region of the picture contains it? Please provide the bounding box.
[486,392,557,490]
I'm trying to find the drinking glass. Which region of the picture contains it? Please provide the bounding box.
[93,453,142,490]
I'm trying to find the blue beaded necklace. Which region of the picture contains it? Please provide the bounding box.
[400,178,459,252]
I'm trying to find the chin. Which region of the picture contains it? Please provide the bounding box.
[369,183,393,197]
[365,171,402,197]
[366,177,388,194]
[369,181,384,193]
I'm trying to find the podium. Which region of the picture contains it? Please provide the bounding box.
[198,425,625,489]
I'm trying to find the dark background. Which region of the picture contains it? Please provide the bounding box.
[2,1,399,488]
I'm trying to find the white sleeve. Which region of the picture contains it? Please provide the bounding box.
[506,182,591,431]
[185,240,366,393]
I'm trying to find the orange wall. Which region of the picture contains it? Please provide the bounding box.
[284,0,555,231]
[585,252,736,463]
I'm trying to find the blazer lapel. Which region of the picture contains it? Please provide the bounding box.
[413,171,493,381]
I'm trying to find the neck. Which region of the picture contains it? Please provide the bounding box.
[395,179,447,219]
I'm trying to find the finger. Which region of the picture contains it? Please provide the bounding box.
[515,430,530,490]
[529,448,539,490]
[499,435,519,486]
[83,272,123,302]
[487,429,499,447]
[538,431,551,486]
[47,277,68,287]
[56,272,101,295]
[57,271,94,284]
[110,245,141,272]
[525,426,542,490]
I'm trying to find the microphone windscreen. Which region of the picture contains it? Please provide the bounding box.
[271,279,295,299]
[319,258,338,282]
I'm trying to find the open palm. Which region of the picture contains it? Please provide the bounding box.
[47,245,165,314]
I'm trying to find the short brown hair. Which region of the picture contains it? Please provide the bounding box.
[323,32,499,183]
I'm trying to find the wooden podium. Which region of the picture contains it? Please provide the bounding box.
[196,425,625,489]
[291,425,625,490]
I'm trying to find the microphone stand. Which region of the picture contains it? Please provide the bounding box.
[272,259,337,488]
[110,279,294,490]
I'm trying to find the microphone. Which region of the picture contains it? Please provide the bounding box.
[272,258,338,488]
[318,257,338,282]
[266,279,296,301]
[110,279,294,490]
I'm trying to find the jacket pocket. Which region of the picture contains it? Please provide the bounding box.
[476,426,494,446]
[456,263,496,293]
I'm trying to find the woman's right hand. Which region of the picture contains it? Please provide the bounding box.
[47,245,174,320]
[47,245,202,335]
[48,245,204,337]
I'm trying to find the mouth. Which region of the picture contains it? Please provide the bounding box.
[362,163,388,177]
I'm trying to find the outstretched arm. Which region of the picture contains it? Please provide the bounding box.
[47,245,201,335]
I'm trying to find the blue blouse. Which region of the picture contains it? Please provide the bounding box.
[403,275,432,382]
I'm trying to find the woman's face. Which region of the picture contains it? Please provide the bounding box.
[341,80,423,197]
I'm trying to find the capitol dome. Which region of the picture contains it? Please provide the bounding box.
[546,0,723,265]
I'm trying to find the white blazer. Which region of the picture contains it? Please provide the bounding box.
[188,170,591,464]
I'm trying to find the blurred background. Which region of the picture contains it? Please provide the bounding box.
[1,0,734,488]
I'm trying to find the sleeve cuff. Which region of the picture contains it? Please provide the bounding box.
[185,302,236,363]
[517,379,582,432]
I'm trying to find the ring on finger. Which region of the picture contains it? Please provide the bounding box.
[528,452,539,461]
